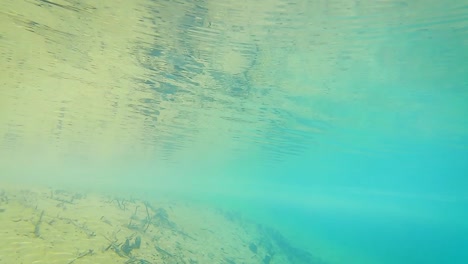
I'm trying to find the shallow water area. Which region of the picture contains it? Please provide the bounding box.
[1,0,468,263]
[0,184,319,264]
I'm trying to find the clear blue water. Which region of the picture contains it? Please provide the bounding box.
[1,0,467,263]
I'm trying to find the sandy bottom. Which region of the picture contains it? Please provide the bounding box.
[0,184,317,264]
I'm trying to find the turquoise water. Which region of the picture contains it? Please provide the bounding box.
[1,0,468,263]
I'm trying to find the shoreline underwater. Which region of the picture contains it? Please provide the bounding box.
[0,183,330,264]
[2,176,467,264]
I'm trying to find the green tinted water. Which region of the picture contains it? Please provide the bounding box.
[1,1,467,263]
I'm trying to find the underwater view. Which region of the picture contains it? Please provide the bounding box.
[1,0,467,263]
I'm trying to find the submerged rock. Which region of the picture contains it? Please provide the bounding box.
[134,236,141,249]
[249,243,258,254]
